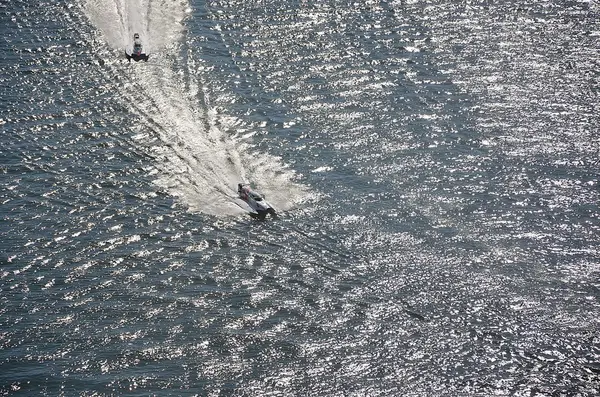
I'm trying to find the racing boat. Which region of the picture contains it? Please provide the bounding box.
[125,33,149,62]
[236,183,277,220]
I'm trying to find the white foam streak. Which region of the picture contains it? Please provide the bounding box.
[133,64,305,216]
[84,0,188,52]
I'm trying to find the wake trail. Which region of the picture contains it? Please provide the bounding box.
[82,0,308,217]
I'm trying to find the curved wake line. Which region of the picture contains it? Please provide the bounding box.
[82,0,309,217]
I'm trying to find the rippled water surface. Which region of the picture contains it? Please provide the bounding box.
[1,0,599,395]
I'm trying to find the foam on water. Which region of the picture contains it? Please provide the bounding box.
[82,0,308,217]
[84,0,188,52]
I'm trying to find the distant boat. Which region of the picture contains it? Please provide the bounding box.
[125,33,149,62]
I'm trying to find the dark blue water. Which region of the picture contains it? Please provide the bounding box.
[1,0,599,395]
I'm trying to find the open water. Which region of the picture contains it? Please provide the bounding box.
[1,0,600,396]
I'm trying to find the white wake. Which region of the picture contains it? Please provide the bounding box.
[82,0,307,217]
[84,0,188,53]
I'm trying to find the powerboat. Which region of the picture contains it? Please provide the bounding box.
[125,33,149,62]
[237,183,277,220]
